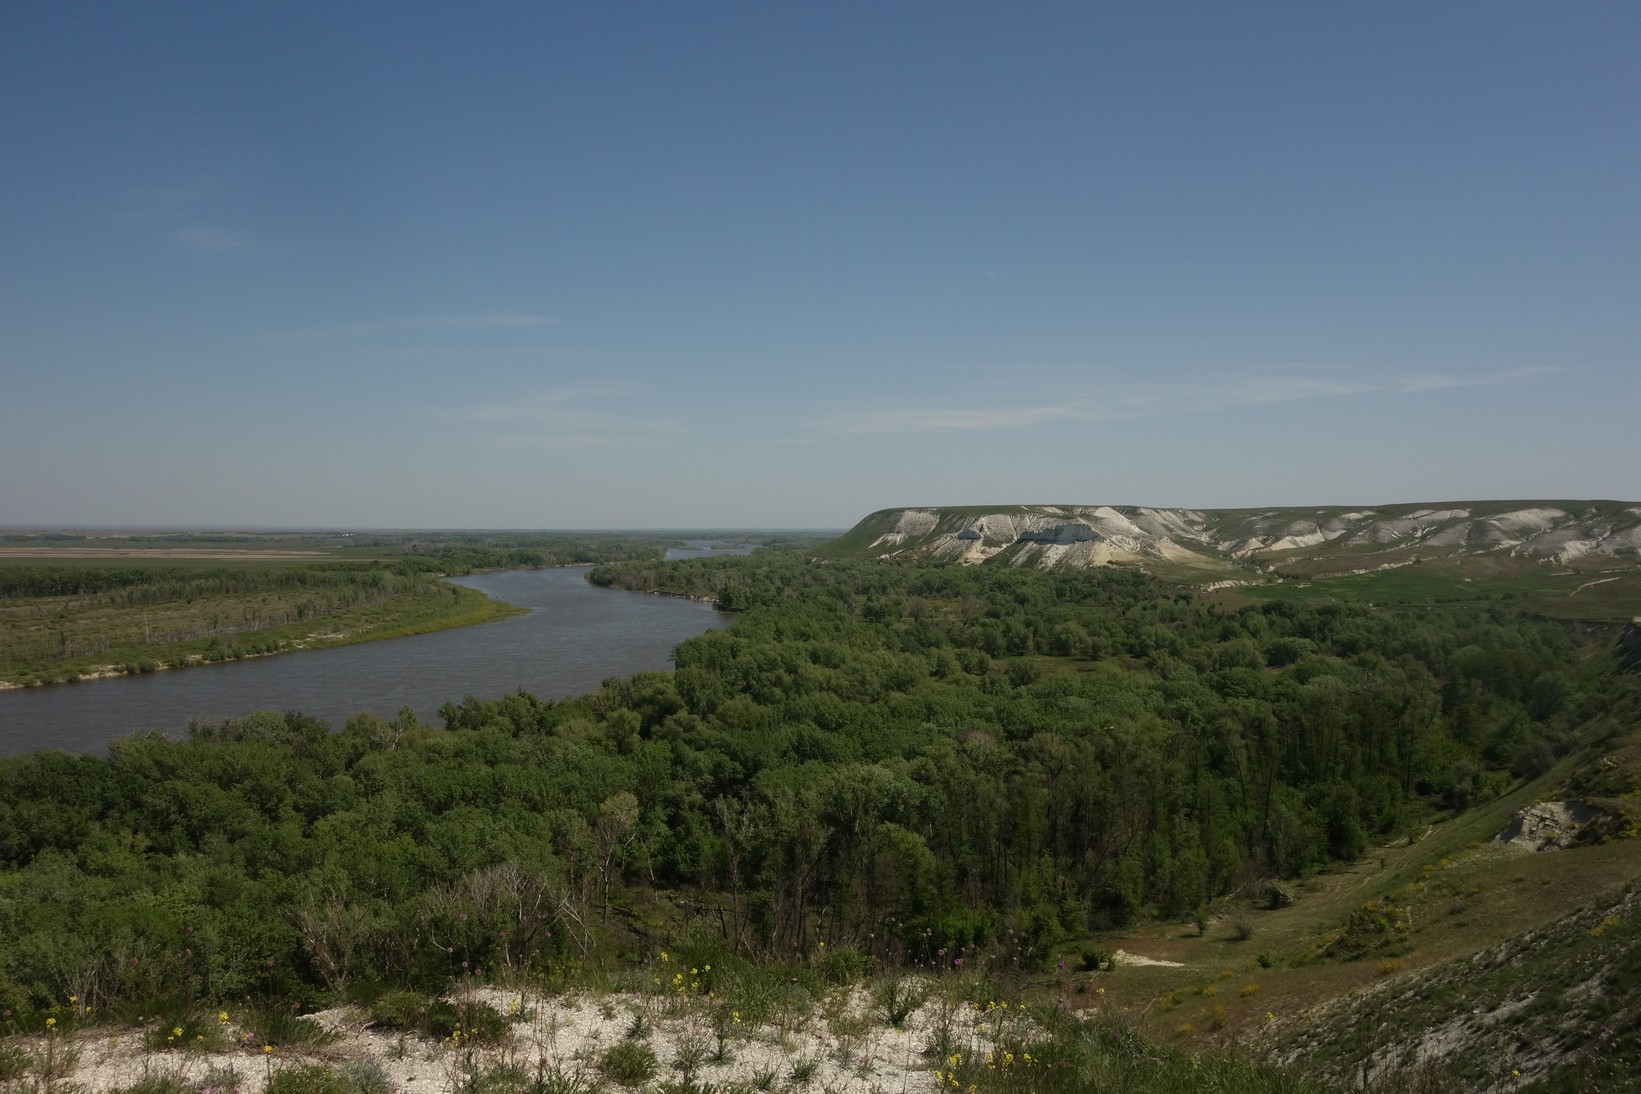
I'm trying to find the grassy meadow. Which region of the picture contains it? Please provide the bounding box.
[0,531,683,688]
[0,562,520,687]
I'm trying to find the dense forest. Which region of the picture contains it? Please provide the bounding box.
[0,549,1627,1023]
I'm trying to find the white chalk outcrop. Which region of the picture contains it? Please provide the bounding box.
[842,501,1641,573]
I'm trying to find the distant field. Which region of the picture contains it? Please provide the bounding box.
[0,531,684,686]
[0,563,519,687]
[1232,562,1641,622]
[0,546,348,561]
[0,536,383,568]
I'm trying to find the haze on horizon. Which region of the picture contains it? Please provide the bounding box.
[2,3,1637,530]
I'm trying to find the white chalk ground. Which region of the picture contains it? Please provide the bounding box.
[1109,950,1183,969]
[4,981,1052,1093]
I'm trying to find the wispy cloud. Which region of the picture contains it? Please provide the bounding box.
[821,365,1552,436]
[114,176,226,224]
[1208,376,1373,405]
[835,403,1102,434]
[270,313,555,343]
[451,387,687,452]
[1394,366,1559,394]
[172,224,246,252]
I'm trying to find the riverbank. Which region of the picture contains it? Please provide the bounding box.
[0,566,734,757]
[0,575,523,690]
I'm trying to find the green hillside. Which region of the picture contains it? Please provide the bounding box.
[823,501,1641,622]
[2,545,1639,1091]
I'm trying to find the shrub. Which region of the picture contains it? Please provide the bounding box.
[203,1064,245,1091]
[819,944,874,984]
[671,1037,708,1075]
[656,1079,717,1094]
[526,1062,601,1094]
[112,1080,193,1094]
[0,1040,27,1082]
[1263,881,1296,910]
[873,977,924,1029]
[142,1011,229,1053]
[1004,659,1040,687]
[248,1009,338,1049]
[465,1061,530,1093]
[1322,899,1411,962]
[268,1063,352,1094]
[600,1041,659,1088]
[369,990,431,1032]
[337,1060,394,1094]
[447,999,511,1044]
[369,991,507,1043]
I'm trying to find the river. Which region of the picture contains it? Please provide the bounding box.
[0,556,740,758]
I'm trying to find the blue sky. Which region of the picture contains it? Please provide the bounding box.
[2,2,1636,529]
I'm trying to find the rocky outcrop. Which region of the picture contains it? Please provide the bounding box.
[832,500,1641,574]
[1618,619,1641,673]
[851,505,1228,570]
[1212,504,1641,562]
[1495,801,1597,851]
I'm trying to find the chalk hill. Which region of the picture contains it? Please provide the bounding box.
[826,501,1641,577]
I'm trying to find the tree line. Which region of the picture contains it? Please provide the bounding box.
[0,549,1626,1017]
